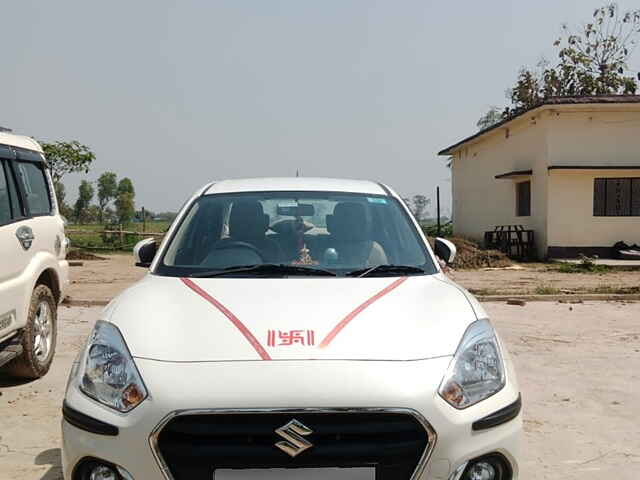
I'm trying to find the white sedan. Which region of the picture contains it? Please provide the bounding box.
[61,178,521,480]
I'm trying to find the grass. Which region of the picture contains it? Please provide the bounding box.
[67,221,170,233]
[467,288,503,296]
[534,285,562,295]
[550,254,612,274]
[589,285,640,295]
[66,221,169,251]
[554,262,611,274]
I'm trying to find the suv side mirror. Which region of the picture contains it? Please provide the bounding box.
[134,238,157,268]
[434,237,456,265]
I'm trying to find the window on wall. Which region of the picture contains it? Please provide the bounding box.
[516,181,531,217]
[593,178,640,216]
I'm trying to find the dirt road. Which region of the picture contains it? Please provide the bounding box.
[66,254,146,304]
[64,255,640,303]
[1,300,638,480]
[0,306,95,480]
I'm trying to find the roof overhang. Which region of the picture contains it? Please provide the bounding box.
[438,95,640,157]
[548,165,640,171]
[495,169,532,180]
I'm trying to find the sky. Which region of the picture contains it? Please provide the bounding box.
[1,0,639,215]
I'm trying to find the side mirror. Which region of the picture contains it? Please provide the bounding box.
[434,237,456,265]
[134,237,157,268]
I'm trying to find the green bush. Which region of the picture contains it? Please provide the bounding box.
[554,254,610,274]
[422,222,453,238]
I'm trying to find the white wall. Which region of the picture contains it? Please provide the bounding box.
[451,114,548,258]
[545,107,640,248]
[546,107,640,167]
[547,170,640,247]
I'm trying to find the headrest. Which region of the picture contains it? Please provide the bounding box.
[326,202,370,241]
[229,201,269,240]
[269,218,314,235]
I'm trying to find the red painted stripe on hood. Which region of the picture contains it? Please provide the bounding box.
[181,278,272,360]
[319,277,408,348]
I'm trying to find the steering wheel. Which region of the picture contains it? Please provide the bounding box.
[211,240,266,263]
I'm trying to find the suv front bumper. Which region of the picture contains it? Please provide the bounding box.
[58,260,70,303]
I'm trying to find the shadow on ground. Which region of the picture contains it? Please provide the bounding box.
[36,448,62,480]
[0,373,33,388]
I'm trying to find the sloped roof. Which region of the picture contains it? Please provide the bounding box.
[438,95,640,156]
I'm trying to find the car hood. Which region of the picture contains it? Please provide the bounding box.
[104,274,478,362]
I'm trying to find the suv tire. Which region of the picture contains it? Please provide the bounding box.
[4,284,57,379]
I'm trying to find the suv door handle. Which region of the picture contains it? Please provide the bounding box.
[16,225,35,250]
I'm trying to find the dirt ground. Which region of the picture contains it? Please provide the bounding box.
[450,267,640,296]
[66,254,146,304]
[1,257,639,479]
[64,255,640,303]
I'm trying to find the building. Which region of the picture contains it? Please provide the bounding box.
[438,95,640,259]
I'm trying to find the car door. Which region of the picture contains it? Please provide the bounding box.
[0,145,30,338]
[13,148,58,251]
[12,149,61,293]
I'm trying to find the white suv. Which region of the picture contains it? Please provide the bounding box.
[0,129,69,379]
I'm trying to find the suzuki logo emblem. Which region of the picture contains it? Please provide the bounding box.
[274,419,314,457]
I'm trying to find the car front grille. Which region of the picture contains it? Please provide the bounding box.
[152,409,434,480]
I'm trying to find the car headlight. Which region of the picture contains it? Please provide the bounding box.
[439,319,505,409]
[79,320,148,412]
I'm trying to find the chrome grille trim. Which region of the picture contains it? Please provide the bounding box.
[149,407,438,480]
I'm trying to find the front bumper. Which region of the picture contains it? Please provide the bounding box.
[62,358,521,480]
[57,259,70,303]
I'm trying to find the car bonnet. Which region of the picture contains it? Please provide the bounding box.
[105,274,477,362]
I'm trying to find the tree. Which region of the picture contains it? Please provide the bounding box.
[97,172,118,224]
[503,3,640,117]
[40,140,95,185]
[411,195,431,223]
[476,106,503,131]
[53,181,72,218]
[103,206,118,225]
[85,205,101,223]
[115,177,135,224]
[117,177,135,196]
[115,193,135,225]
[73,180,94,224]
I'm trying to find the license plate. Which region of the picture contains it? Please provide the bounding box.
[214,468,375,480]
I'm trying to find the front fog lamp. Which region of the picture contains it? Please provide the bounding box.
[467,462,496,480]
[79,321,147,413]
[439,319,505,409]
[74,459,134,480]
[89,465,117,480]
[461,454,511,480]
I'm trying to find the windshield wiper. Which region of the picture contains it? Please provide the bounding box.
[190,263,338,278]
[347,264,426,278]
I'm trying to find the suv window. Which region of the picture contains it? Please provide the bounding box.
[0,158,23,224]
[0,161,10,224]
[15,161,52,216]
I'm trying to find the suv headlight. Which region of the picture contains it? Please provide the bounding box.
[79,321,148,412]
[439,319,505,409]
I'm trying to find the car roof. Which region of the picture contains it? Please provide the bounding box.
[204,177,389,195]
[0,131,43,153]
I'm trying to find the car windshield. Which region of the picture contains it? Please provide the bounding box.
[156,191,436,277]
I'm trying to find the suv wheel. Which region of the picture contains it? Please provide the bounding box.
[4,284,57,379]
